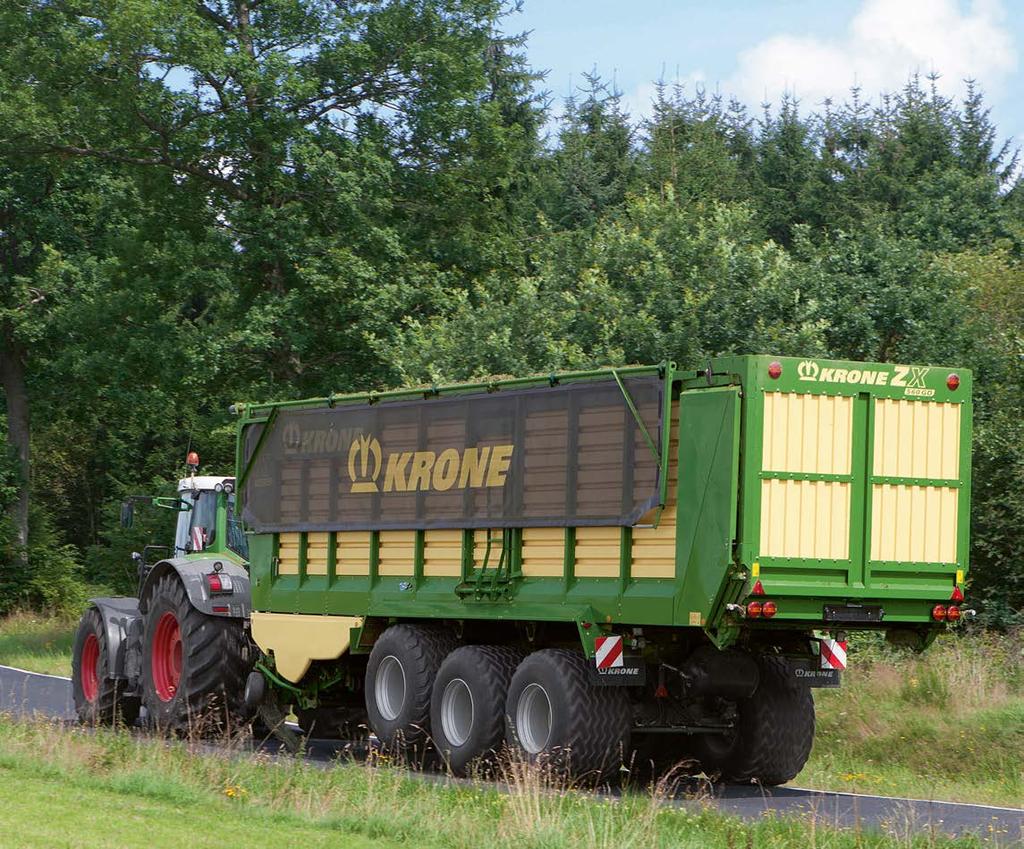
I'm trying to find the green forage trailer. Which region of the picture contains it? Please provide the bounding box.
[71,354,973,784]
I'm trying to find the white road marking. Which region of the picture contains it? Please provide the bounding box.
[0,664,71,681]
[788,786,1023,814]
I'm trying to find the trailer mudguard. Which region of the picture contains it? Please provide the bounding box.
[139,557,251,618]
[87,596,143,681]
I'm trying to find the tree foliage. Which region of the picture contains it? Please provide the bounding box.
[0,4,1020,622]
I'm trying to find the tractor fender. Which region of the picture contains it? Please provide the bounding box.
[139,557,251,619]
[87,596,143,681]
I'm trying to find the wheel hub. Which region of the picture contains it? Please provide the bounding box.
[152,611,182,702]
[375,655,407,721]
[440,677,475,747]
[517,682,553,754]
[81,633,100,704]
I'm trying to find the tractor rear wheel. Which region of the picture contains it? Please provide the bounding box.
[506,649,630,780]
[142,574,254,734]
[71,607,139,726]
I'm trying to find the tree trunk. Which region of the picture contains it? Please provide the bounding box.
[1,339,30,559]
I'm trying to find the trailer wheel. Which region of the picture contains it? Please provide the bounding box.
[692,655,814,785]
[364,623,457,752]
[506,649,630,780]
[430,645,522,775]
[142,574,253,734]
[71,607,139,726]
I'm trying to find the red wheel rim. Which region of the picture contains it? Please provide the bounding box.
[152,612,182,702]
[81,633,100,703]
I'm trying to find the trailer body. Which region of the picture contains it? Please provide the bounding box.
[236,355,972,682]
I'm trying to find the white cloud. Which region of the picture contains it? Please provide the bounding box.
[727,0,1017,109]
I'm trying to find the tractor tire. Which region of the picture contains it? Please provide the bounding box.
[506,649,630,780]
[364,623,457,754]
[430,645,523,776]
[142,574,254,735]
[691,654,814,785]
[71,607,140,726]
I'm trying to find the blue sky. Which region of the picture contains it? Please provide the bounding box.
[510,0,1022,149]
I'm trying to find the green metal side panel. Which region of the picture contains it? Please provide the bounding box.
[673,386,741,628]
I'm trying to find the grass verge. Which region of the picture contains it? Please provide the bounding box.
[0,611,75,677]
[0,716,1008,849]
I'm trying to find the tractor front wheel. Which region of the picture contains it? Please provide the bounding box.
[71,607,139,726]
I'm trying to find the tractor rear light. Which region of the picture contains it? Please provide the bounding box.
[768,361,782,379]
[931,604,948,621]
[206,573,233,594]
[761,601,777,618]
[950,585,964,602]
[751,579,765,596]
[746,601,763,618]
[212,605,230,614]
[946,373,960,391]
[946,605,961,622]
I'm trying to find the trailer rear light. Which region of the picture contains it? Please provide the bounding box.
[931,604,948,621]
[761,601,777,618]
[946,605,961,621]
[946,373,960,391]
[768,361,782,379]
[751,579,765,596]
[950,585,964,602]
[746,601,763,618]
[206,573,233,594]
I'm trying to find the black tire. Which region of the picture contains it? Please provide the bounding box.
[71,607,140,726]
[430,645,522,776]
[142,574,254,734]
[692,655,815,785]
[364,623,457,752]
[506,649,630,780]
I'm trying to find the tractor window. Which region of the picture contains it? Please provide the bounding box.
[226,496,248,560]
[188,491,217,552]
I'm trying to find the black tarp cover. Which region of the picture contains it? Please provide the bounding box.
[241,376,663,532]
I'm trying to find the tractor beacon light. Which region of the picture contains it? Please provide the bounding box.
[186,451,200,470]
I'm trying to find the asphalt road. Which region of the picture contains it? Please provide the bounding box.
[2,664,1021,842]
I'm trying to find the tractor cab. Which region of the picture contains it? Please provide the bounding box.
[173,475,247,561]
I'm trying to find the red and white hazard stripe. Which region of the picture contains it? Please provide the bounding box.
[594,635,624,669]
[819,638,848,671]
[191,526,206,552]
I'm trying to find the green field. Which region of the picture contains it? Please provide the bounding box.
[1,615,1021,811]
[0,716,1008,849]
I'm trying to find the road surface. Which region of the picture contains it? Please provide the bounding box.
[1,664,1020,842]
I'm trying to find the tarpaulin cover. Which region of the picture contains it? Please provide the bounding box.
[241,376,663,532]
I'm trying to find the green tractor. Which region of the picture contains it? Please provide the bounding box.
[71,452,254,732]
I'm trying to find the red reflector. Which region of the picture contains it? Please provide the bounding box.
[654,683,669,699]
[207,573,223,592]
[946,373,960,391]
[746,601,763,618]
[768,361,782,379]
[950,586,964,602]
[212,605,229,614]
[931,604,948,621]
[751,579,765,596]
[761,601,777,618]
[947,605,961,621]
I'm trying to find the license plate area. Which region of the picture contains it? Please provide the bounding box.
[823,603,884,623]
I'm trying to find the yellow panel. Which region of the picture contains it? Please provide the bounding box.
[336,530,371,576]
[521,526,565,577]
[762,392,853,475]
[278,533,300,575]
[574,526,621,578]
[306,532,330,576]
[759,479,850,560]
[251,612,361,683]
[423,528,463,577]
[873,399,961,480]
[378,529,415,576]
[870,484,958,564]
[631,404,678,578]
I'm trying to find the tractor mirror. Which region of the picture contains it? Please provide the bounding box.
[120,500,134,529]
